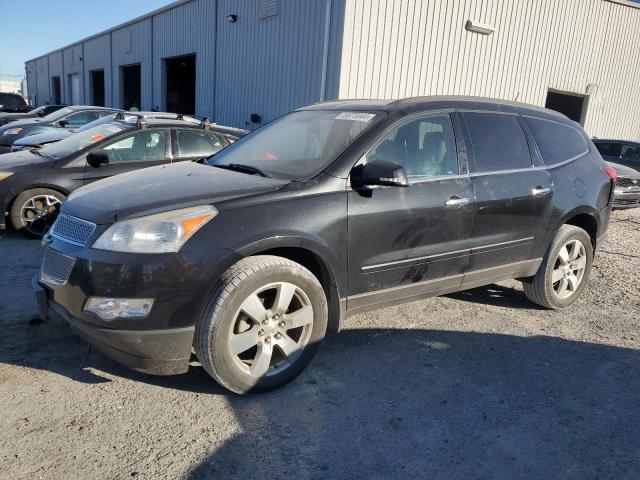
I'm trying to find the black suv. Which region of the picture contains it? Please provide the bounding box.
[0,92,28,114]
[1,114,247,237]
[33,97,614,394]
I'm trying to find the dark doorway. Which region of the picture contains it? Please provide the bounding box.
[121,64,141,111]
[545,89,588,125]
[90,70,105,106]
[165,54,196,115]
[51,76,61,104]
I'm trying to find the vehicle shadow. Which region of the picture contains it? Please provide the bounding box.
[445,283,546,310]
[2,311,639,479]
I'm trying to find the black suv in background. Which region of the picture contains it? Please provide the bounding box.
[34,97,614,394]
[0,106,121,153]
[1,114,247,237]
[0,92,28,114]
[0,104,66,127]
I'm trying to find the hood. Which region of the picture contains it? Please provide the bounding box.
[606,161,640,178]
[0,118,42,130]
[0,150,54,171]
[13,129,72,147]
[63,161,290,224]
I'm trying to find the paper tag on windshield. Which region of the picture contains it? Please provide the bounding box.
[335,112,376,122]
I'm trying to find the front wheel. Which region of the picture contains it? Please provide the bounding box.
[523,225,593,309]
[195,255,328,394]
[10,188,66,239]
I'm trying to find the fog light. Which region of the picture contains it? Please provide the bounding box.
[84,297,154,320]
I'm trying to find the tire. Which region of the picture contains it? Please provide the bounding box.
[523,225,593,309]
[10,188,66,239]
[195,255,328,394]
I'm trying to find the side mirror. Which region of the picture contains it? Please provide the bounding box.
[37,110,46,117]
[87,151,110,168]
[351,159,409,188]
[58,120,68,127]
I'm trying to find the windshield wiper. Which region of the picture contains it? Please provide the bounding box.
[213,163,270,178]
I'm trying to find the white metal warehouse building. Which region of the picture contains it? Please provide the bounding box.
[25,0,640,140]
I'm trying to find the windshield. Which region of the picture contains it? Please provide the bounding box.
[207,110,382,180]
[38,123,128,159]
[40,106,75,122]
[75,113,119,132]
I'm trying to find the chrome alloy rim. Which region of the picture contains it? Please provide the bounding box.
[551,239,587,299]
[228,282,314,378]
[21,194,61,236]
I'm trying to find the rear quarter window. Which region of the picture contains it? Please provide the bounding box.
[464,112,532,172]
[524,117,589,166]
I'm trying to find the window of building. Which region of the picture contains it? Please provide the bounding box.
[177,130,224,158]
[464,113,532,172]
[368,114,458,180]
[524,117,588,166]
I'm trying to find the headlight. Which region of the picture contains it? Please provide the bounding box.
[92,205,217,253]
[0,172,14,182]
[4,127,23,135]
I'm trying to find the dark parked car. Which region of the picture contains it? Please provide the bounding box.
[0,104,67,127]
[0,106,121,153]
[0,92,28,114]
[33,97,614,394]
[10,111,201,152]
[593,139,640,172]
[0,113,247,237]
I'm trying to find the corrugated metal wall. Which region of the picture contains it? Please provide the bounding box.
[83,34,112,106]
[214,0,330,128]
[337,0,640,140]
[62,43,84,103]
[152,0,217,118]
[111,18,153,110]
[23,0,640,139]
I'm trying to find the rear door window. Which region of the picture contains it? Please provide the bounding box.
[176,130,224,158]
[524,117,589,165]
[464,113,532,172]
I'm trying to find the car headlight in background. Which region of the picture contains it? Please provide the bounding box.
[0,172,14,182]
[92,205,217,253]
[4,127,23,135]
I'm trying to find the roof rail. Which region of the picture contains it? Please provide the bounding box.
[201,117,211,130]
[137,117,148,129]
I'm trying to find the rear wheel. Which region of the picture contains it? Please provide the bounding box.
[10,188,65,239]
[523,225,593,309]
[195,255,328,394]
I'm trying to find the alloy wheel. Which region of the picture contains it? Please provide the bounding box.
[20,194,61,237]
[551,238,587,299]
[228,282,314,378]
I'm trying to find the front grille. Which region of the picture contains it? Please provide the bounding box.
[50,214,96,246]
[616,177,640,189]
[40,248,76,286]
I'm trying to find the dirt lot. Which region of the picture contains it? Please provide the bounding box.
[1,208,639,480]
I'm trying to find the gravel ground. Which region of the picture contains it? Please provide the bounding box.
[1,208,639,480]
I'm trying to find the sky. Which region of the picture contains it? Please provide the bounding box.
[0,0,176,82]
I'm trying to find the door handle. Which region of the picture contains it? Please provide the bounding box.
[532,186,552,196]
[445,196,470,207]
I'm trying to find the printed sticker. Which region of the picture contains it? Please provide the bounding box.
[89,134,107,143]
[335,112,376,122]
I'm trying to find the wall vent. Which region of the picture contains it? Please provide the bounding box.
[258,0,278,19]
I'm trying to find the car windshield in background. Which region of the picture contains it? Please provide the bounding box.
[40,106,75,122]
[75,113,121,132]
[38,123,127,159]
[207,110,383,181]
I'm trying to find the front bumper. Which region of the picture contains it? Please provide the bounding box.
[613,188,640,209]
[33,276,195,375]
